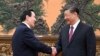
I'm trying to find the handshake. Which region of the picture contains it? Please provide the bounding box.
[51,47,57,56]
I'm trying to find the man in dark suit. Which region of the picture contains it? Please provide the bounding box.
[12,9,56,56]
[53,6,96,56]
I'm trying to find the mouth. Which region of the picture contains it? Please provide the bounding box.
[65,19,70,24]
[66,19,69,21]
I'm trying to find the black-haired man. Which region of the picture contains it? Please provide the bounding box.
[12,9,56,56]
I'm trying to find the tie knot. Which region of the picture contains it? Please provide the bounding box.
[70,26,74,29]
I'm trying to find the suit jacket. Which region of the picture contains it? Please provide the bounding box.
[12,23,52,56]
[56,22,96,56]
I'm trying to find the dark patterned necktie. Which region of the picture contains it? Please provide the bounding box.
[69,26,74,42]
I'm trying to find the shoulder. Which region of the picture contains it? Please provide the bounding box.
[80,22,93,30]
[60,24,69,32]
[16,23,29,32]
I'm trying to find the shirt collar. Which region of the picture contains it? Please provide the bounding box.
[22,22,31,29]
[70,19,80,29]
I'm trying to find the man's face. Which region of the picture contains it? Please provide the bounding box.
[27,11,36,28]
[64,10,76,25]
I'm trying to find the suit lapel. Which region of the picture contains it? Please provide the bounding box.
[68,22,83,45]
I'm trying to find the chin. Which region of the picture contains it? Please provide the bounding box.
[32,26,34,28]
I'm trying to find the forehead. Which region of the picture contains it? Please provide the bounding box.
[64,10,71,14]
[31,11,35,16]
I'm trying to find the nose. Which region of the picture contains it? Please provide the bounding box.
[34,18,36,21]
[64,16,67,19]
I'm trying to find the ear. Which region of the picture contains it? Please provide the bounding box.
[26,15,29,18]
[74,12,78,16]
[25,15,29,21]
[26,15,28,18]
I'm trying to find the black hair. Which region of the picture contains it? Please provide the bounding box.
[20,9,34,22]
[64,5,79,15]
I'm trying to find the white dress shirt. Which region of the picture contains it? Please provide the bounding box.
[22,22,31,29]
[69,19,80,34]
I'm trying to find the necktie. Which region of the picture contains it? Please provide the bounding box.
[69,26,74,42]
